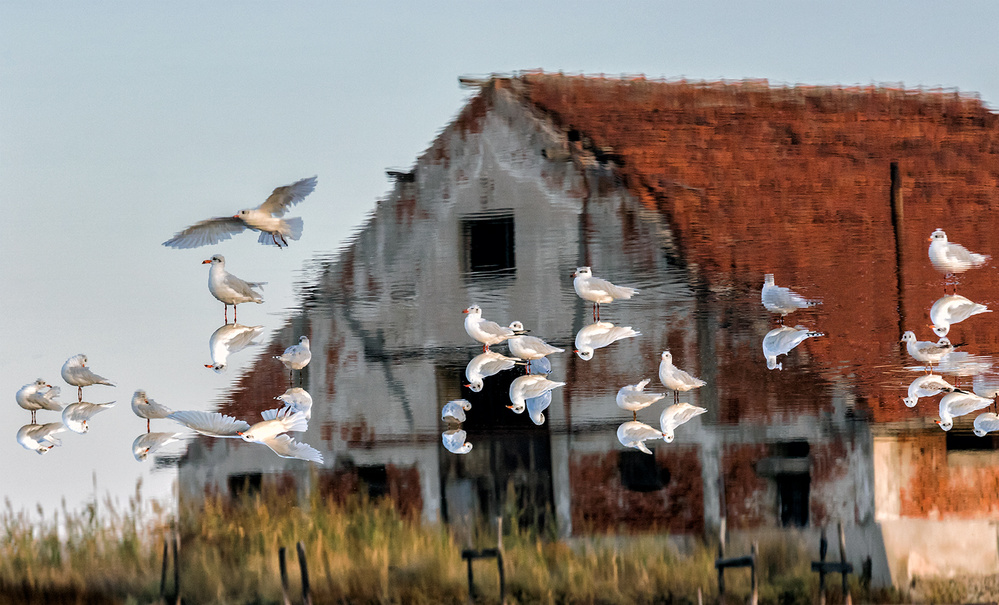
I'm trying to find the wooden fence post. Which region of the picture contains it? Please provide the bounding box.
[297,541,313,605]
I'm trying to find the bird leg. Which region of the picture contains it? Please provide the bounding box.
[147,418,151,433]
[224,303,229,324]
[233,304,238,324]
[632,411,637,421]
[77,386,83,402]
[31,410,36,424]
[483,344,489,353]
[279,233,288,247]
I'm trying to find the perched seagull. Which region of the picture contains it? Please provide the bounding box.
[903,374,955,408]
[16,379,62,423]
[525,390,553,426]
[616,379,666,421]
[61,354,114,402]
[167,410,249,438]
[506,322,564,371]
[130,390,174,433]
[928,228,989,277]
[659,402,707,443]
[901,331,956,372]
[572,266,638,320]
[203,255,264,324]
[62,401,115,434]
[275,336,311,385]
[937,390,993,431]
[973,412,999,437]
[761,274,821,322]
[163,176,318,249]
[762,325,825,370]
[573,321,640,361]
[275,387,313,420]
[441,398,472,423]
[464,351,521,392]
[206,323,265,372]
[240,409,322,463]
[463,305,523,351]
[508,374,565,414]
[132,432,184,462]
[442,429,472,454]
[16,422,66,455]
[930,294,990,337]
[616,421,664,455]
[658,351,706,403]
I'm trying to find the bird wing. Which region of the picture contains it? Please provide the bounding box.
[660,403,707,431]
[257,176,318,216]
[259,434,324,463]
[617,421,663,446]
[223,325,266,352]
[587,276,638,300]
[167,410,249,437]
[478,319,514,339]
[222,273,265,298]
[162,216,247,249]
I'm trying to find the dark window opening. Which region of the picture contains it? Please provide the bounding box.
[357,465,389,499]
[618,451,671,492]
[946,432,999,452]
[228,472,262,498]
[461,212,515,276]
[776,473,809,527]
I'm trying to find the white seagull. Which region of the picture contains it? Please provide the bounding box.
[973,413,999,437]
[930,294,990,337]
[61,354,114,402]
[132,432,185,462]
[616,379,666,421]
[62,401,115,434]
[239,409,322,463]
[903,374,955,408]
[203,255,264,324]
[442,398,472,423]
[506,322,564,371]
[761,274,821,322]
[508,374,565,414]
[937,390,993,431]
[163,176,318,249]
[167,410,249,438]
[659,402,707,443]
[762,325,825,370]
[205,323,265,372]
[659,351,706,403]
[572,266,638,320]
[901,331,955,371]
[574,321,640,361]
[464,351,521,392]
[16,422,66,455]
[463,305,522,351]
[275,336,312,385]
[616,421,664,455]
[275,387,313,420]
[928,228,989,276]
[131,390,174,433]
[442,429,472,454]
[16,379,62,423]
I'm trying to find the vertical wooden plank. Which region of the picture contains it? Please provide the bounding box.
[279,546,292,605]
[297,541,313,605]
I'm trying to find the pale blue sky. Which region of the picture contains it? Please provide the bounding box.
[2,1,996,513]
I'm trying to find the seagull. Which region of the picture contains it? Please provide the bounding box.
[16,422,66,455]
[275,387,313,420]
[658,351,706,403]
[132,432,185,462]
[239,409,322,463]
[616,421,664,455]
[506,322,564,371]
[903,374,955,408]
[442,398,472,423]
[508,374,565,414]
[573,321,640,361]
[572,266,638,320]
[928,228,989,279]
[61,354,114,402]
[163,176,318,249]
[464,351,521,392]
[762,325,824,370]
[930,294,990,337]
[203,255,264,324]
[974,412,999,437]
[167,410,249,438]
[62,401,115,434]
[205,323,265,372]
[463,305,522,351]
[275,336,311,385]
[16,379,62,423]
[761,274,821,322]
[937,390,993,431]
[659,402,707,443]
[901,331,956,372]
[616,379,666,421]
[442,429,472,454]
[130,390,174,432]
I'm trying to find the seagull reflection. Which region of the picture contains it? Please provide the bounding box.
[903,374,955,408]
[464,351,521,392]
[62,401,115,434]
[525,390,552,426]
[508,374,565,414]
[762,325,824,370]
[616,379,665,421]
[761,274,821,323]
[239,409,322,463]
[934,352,992,380]
[659,402,707,443]
[973,374,999,400]
[930,294,991,337]
[275,387,313,420]
[205,323,265,372]
[132,432,184,461]
[573,321,640,361]
[936,390,993,431]
[616,421,663,455]
[16,379,62,424]
[442,398,472,423]
[506,322,564,372]
[658,351,706,403]
[61,354,114,402]
[167,410,249,438]
[131,390,174,433]
[275,336,311,385]
[974,413,999,437]
[442,429,472,454]
[16,422,66,455]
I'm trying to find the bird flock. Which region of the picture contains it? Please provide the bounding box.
[15,178,322,463]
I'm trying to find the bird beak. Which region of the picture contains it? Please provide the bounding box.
[934,419,941,425]
[927,236,933,242]
[572,349,579,353]
[462,309,469,314]
[204,364,214,369]
[233,214,240,219]
[463,384,472,388]
[202,259,211,264]
[236,431,243,436]
[505,405,514,409]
